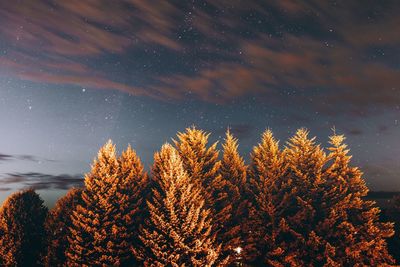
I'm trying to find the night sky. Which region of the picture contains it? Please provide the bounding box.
[0,0,399,206]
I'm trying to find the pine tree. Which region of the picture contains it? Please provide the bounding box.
[44,188,83,267]
[244,129,395,266]
[66,140,148,266]
[118,144,150,264]
[213,130,247,262]
[0,189,48,267]
[173,126,221,197]
[134,143,227,266]
[387,195,400,262]
[244,129,293,265]
[320,133,395,265]
[277,128,334,266]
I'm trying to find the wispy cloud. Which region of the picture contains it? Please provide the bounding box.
[0,172,83,191]
[0,153,57,164]
[213,124,255,140]
[0,0,399,116]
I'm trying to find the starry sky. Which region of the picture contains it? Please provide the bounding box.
[0,0,399,206]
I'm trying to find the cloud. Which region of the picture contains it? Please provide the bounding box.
[0,172,84,191]
[0,0,399,116]
[0,187,11,192]
[214,124,255,140]
[0,0,181,57]
[0,152,57,164]
[0,154,13,162]
[346,129,363,136]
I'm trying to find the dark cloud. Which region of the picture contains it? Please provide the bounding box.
[212,124,255,141]
[347,129,363,136]
[362,163,400,191]
[229,124,255,140]
[0,153,57,164]
[0,0,399,116]
[0,187,11,192]
[0,153,13,162]
[0,172,83,191]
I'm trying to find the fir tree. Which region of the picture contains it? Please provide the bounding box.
[244,129,292,265]
[320,133,395,265]
[0,189,48,267]
[213,130,247,262]
[44,187,83,267]
[134,143,227,266]
[66,140,148,266]
[277,128,334,266]
[173,126,221,197]
[244,129,395,266]
[387,195,400,262]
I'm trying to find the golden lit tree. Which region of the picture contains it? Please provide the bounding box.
[213,130,247,261]
[275,128,334,266]
[0,189,48,267]
[245,129,395,266]
[319,133,395,265]
[244,129,292,265]
[173,126,221,197]
[44,188,83,267]
[134,143,227,266]
[66,140,148,266]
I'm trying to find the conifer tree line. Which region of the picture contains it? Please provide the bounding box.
[0,126,398,266]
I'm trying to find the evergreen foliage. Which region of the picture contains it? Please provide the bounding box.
[0,189,48,267]
[66,141,148,266]
[244,128,395,266]
[134,143,227,266]
[387,195,400,262]
[244,129,289,264]
[213,130,247,262]
[173,126,221,197]
[44,187,83,267]
[0,127,396,266]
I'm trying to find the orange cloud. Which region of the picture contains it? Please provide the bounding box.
[0,0,399,116]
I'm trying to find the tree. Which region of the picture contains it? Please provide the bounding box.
[244,129,395,266]
[321,133,395,265]
[0,189,48,267]
[44,187,83,267]
[173,126,221,198]
[387,195,400,262]
[66,141,148,266]
[134,143,227,266]
[213,130,247,262]
[244,129,292,265]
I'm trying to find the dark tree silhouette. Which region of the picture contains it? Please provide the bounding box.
[0,189,48,267]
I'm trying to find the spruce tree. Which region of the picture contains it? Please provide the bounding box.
[44,188,83,267]
[277,128,333,266]
[213,130,247,262]
[66,140,148,266]
[134,143,227,266]
[244,129,395,266]
[0,189,48,267]
[173,126,221,197]
[320,133,395,265]
[387,195,400,262]
[244,129,292,265]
